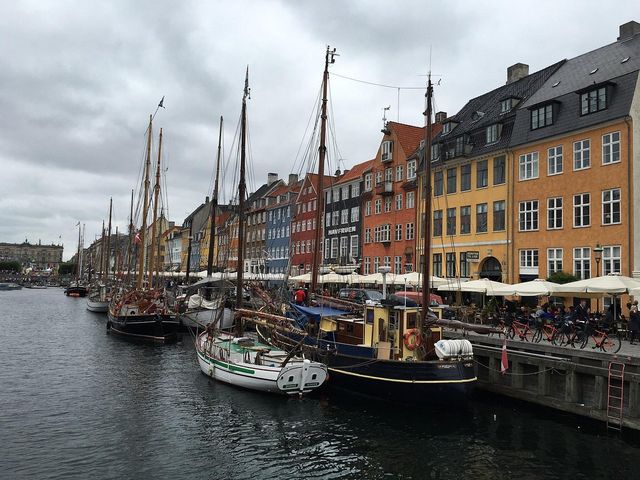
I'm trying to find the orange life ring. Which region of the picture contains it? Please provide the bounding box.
[403,329,423,350]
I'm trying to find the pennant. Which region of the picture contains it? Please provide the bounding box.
[500,338,509,375]
[134,232,141,244]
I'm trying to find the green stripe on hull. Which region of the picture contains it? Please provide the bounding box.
[197,350,256,375]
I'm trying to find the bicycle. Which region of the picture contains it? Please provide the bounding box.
[580,323,622,353]
[533,320,558,344]
[507,318,535,342]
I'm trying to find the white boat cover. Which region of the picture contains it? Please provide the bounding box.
[187,295,223,310]
[434,339,473,360]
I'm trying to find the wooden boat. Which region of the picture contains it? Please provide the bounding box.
[195,69,327,396]
[65,222,87,297]
[0,283,22,291]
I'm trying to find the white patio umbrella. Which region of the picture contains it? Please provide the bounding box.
[393,272,449,288]
[438,277,509,294]
[491,279,562,297]
[554,274,640,295]
[288,273,312,283]
[359,272,397,284]
[319,272,350,284]
[345,273,366,284]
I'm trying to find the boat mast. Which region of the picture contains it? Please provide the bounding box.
[137,115,153,289]
[126,189,134,286]
[148,128,163,289]
[105,197,113,281]
[420,75,434,329]
[207,116,224,277]
[98,220,105,281]
[311,46,337,294]
[114,226,120,278]
[236,68,249,308]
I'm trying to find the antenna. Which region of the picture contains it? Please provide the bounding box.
[382,105,391,129]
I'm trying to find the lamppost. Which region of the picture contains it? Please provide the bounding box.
[594,243,603,313]
[379,265,392,300]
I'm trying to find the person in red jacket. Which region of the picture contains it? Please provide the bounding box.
[294,287,306,305]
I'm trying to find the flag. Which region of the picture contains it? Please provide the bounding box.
[158,96,165,108]
[500,338,509,375]
[134,231,141,244]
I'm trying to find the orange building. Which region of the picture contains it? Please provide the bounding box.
[362,121,441,274]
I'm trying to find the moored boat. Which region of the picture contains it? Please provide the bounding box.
[0,282,23,291]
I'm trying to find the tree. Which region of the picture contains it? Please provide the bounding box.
[0,261,21,273]
[547,271,578,284]
[58,262,76,275]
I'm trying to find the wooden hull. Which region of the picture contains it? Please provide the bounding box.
[107,311,179,344]
[65,286,88,297]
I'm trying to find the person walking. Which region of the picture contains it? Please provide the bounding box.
[294,286,306,306]
[629,300,640,345]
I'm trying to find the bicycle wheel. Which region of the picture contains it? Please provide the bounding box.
[602,334,622,353]
[552,331,564,346]
[507,326,515,340]
[579,332,589,349]
[532,329,542,343]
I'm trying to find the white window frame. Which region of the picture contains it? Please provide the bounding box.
[573,247,591,279]
[547,248,563,275]
[364,173,372,191]
[519,152,539,180]
[350,207,359,223]
[407,160,417,180]
[603,245,621,275]
[374,199,381,214]
[519,249,539,276]
[519,200,539,231]
[547,145,563,176]
[406,223,414,240]
[573,193,590,228]
[381,140,393,162]
[330,238,339,258]
[395,223,402,241]
[396,165,404,182]
[602,132,621,165]
[602,188,621,225]
[364,257,371,274]
[351,182,360,197]
[365,201,371,216]
[406,191,415,209]
[547,197,563,230]
[573,139,591,170]
[395,193,403,211]
[349,235,359,259]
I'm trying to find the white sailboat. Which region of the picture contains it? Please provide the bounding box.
[195,68,328,395]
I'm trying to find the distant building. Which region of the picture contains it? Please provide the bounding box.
[0,240,63,271]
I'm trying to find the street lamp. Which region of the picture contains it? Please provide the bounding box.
[594,243,603,313]
[379,265,392,300]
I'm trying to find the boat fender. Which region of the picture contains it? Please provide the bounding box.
[403,329,423,350]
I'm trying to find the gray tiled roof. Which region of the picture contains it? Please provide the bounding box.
[511,33,640,148]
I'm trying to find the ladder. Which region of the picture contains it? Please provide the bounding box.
[606,361,625,431]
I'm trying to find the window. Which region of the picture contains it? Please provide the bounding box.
[324,240,330,260]
[547,197,563,230]
[602,132,620,164]
[493,200,505,231]
[573,247,591,279]
[477,160,488,188]
[603,246,621,275]
[384,197,392,213]
[365,201,371,216]
[433,253,442,277]
[352,182,360,197]
[580,87,607,115]
[374,257,380,273]
[446,252,456,277]
[500,98,512,113]
[407,160,417,180]
[602,188,621,225]
[396,193,402,210]
[382,140,393,161]
[460,164,471,191]
[339,236,349,258]
[374,199,381,214]
[460,252,470,278]
[364,173,372,191]
[341,209,348,224]
[519,200,539,231]
[375,171,382,185]
[531,104,553,129]
[548,146,563,175]
[433,210,443,236]
[365,228,371,243]
[330,238,339,258]
[385,167,393,182]
[446,168,457,194]
[379,224,391,243]
[332,210,339,226]
[460,206,471,234]
[519,152,539,180]
[493,156,506,185]
[350,235,359,259]
[431,143,440,160]
[406,223,414,240]
[573,193,590,227]
[520,249,539,275]
[406,191,414,209]
[396,165,404,182]
[446,208,456,236]
[395,224,402,241]
[434,170,443,196]
[364,257,371,274]
[486,124,500,144]
[394,256,402,274]
[573,140,590,170]
[476,204,488,233]
[548,248,563,274]
[350,207,359,223]
[455,136,465,156]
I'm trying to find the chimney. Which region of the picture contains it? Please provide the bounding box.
[507,63,529,84]
[288,173,298,185]
[267,172,278,186]
[335,168,341,177]
[618,21,640,41]
[205,196,210,204]
[435,111,447,124]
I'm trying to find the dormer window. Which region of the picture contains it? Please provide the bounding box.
[442,121,457,135]
[530,104,554,130]
[501,99,512,113]
[381,140,393,162]
[580,86,607,115]
[486,124,501,144]
[431,143,440,160]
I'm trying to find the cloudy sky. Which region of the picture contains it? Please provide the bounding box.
[1,1,638,260]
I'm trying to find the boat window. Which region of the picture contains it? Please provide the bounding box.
[312,374,317,380]
[406,312,417,329]
[288,376,294,382]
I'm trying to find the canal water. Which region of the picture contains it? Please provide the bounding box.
[1,288,638,479]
